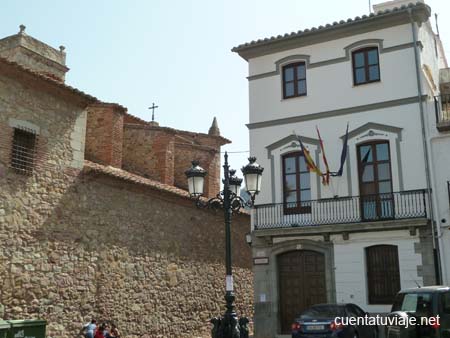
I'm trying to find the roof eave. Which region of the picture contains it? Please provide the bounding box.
[123,112,232,146]
[0,57,98,106]
[232,3,430,61]
[89,102,128,114]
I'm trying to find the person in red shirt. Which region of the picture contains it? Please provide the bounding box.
[94,324,105,338]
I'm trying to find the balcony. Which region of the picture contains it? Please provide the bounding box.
[253,189,428,230]
[435,94,450,132]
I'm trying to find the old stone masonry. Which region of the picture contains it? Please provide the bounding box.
[0,26,253,337]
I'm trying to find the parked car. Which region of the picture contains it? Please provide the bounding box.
[291,303,378,338]
[386,286,450,338]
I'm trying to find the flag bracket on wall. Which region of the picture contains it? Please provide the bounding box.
[293,123,349,186]
[447,181,450,208]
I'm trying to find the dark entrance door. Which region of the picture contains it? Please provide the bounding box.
[278,250,327,334]
[357,141,394,221]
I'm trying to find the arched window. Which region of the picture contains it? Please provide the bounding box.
[282,152,311,214]
[366,245,401,304]
[282,62,307,98]
[352,47,380,85]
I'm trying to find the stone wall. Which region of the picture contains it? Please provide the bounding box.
[0,167,253,338]
[0,69,87,173]
[0,63,254,338]
[0,29,68,82]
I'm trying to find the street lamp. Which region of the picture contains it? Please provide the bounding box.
[185,160,207,197]
[185,152,263,338]
[241,157,263,204]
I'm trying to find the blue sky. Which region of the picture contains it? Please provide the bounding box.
[1,0,449,171]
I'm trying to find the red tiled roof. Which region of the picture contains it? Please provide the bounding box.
[89,102,127,113]
[82,160,250,215]
[124,113,231,145]
[232,2,430,60]
[83,160,192,200]
[0,57,125,109]
[0,57,97,103]
[124,112,148,125]
[0,58,226,144]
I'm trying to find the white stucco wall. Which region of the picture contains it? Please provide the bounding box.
[419,21,441,97]
[248,24,412,76]
[416,21,450,285]
[428,131,450,284]
[250,102,427,206]
[248,24,417,124]
[248,19,450,287]
[333,230,422,313]
[245,11,450,331]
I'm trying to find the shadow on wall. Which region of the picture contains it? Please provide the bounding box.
[0,170,253,338]
[40,172,251,266]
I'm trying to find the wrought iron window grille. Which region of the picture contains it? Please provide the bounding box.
[11,126,37,175]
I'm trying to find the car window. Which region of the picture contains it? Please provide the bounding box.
[345,305,357,317]
[352,305,367,317]
[392,293,406,312]
[441,292,450,314]
[300,305,345,319]
[397,293,433,316]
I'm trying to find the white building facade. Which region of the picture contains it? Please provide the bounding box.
[233,1,450,337]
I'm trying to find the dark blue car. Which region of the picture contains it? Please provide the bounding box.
[291,303,378,338]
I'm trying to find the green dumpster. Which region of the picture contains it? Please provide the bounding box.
[7,320,46,338]
[0,321,11,338]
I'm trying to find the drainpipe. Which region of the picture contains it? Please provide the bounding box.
[408,9,443,284]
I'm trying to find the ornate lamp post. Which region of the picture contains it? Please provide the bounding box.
[185,152,263,338]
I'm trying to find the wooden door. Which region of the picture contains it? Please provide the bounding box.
[278,250,327,334]
[282,152,311,214]
[357,141,394,220]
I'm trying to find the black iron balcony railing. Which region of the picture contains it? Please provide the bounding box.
[253,189,428,230]
[435,94,450,127]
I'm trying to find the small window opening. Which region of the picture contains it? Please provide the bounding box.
[11,127,37,175]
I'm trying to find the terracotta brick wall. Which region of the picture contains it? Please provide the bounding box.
[122,125,175,184]
[206,150,221,198]
[172,132,226,198]
[174,143,220,198]
[85,104,124,168]
[152,129,175,185]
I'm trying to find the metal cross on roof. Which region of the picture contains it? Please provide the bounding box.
[148,102,159,122]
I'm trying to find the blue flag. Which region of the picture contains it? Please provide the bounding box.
[335,123,349,177]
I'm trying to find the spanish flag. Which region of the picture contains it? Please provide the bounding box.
[316,127,330,185]
[294,132,323,179]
